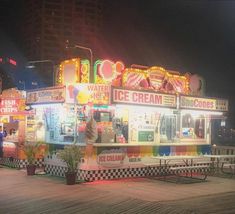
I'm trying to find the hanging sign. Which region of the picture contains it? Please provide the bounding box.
[111,87,177,108]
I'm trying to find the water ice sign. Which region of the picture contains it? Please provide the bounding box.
[66,84,110,105]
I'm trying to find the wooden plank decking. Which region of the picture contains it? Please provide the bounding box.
[1,167,235,213]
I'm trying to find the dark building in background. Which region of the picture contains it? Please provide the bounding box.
[0,0,21,90]
[0,0,21,40]
[22,0,104,64]
[20,0,104,87]
[0,0,104,88]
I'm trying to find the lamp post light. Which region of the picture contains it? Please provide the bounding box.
[65,44,93,142]
[66,44,93,83]
[26,60,56,86]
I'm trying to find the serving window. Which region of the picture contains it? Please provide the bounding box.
[160,115,177,143]
[128,107,158,144]
[113,105,179,144]
[181,113,206,139]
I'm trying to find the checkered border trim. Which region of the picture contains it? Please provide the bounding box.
[45,163,150,182]
[45,163,211,182]
[0,157,44,169]
[44,164,86,181]
[84,167,148,182]
[1,158,211,182]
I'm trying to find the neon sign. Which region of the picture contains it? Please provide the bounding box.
[93,59,125,84]
[122,66,189,94]
[57,58,91,85]
[80,59,90,83]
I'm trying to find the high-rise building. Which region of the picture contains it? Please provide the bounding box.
[22,0,104,70]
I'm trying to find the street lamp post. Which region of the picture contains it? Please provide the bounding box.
[66,44,93,83]
[65,44,93,142]
[26,60,56,86]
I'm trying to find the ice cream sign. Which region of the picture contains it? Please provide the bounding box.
[97,148,126,167]
[111,87,177,108]
[66,84,110,104]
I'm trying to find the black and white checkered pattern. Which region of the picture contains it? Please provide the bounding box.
[0,157,19,168]
[44,164,88,181]
[0,157,44,169]
[83,167,148,182]
[45,163,151,182]
[45,164,67,177]
[1,158,210,182]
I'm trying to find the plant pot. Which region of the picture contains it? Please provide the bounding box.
[65,172,77,185]
[26,164,36,176]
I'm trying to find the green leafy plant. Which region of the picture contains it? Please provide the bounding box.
[58,144,84,173]
[23,141,47,165]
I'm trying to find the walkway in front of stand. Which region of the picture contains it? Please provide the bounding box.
[1,167,235,214]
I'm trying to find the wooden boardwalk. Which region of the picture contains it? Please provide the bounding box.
[1,167,235,214]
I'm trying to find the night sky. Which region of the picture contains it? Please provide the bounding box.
[1,0,235,125]
[102,0,235,126]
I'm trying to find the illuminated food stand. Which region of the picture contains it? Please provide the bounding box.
[26,86,67,144]
[0,88,30,168]
[35,58,228,181]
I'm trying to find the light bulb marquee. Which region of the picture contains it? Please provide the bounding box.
[56,58,203,95]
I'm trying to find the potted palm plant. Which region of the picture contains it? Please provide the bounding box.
[23,141,46,176]
[58,144,83,185]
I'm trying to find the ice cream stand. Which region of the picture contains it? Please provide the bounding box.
[39,58,228,181]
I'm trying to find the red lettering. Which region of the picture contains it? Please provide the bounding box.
[149,94,154,104]
[115,90,129,102]
[124,91,129,101]
[139,93,144,103]
[132,92,138,102]
[118,90,124,101]
[106,155,123,161]
[155,95,162,104]
[99,156,106,162]
[144,94,149,103]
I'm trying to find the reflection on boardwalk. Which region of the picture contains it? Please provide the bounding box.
[0,167,235,213]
